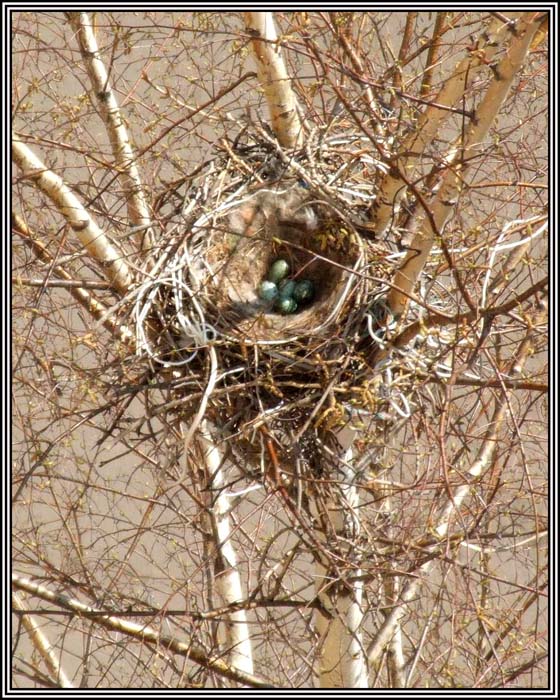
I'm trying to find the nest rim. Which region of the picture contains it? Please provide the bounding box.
[198,180,369,346]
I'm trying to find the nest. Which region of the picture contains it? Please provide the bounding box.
[131,126,447,487]
[204,179,366,343]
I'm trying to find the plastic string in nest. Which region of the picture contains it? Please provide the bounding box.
[130,130,459,509]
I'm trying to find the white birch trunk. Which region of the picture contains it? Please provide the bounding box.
[243,12,304,149]
[12,136,132,294]
[313,446,368,688]
[66,12,154,252]
[315,577,367,688]
[372,12,525,235]
[197,421,254,679]
[386,13,541,318]
[374,479,406,687]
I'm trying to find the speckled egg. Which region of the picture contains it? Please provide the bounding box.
[275,297,298,315]
[267,259,290,284]
[293,279,315,304]
[278,279,296,298]
[258,280,279,302]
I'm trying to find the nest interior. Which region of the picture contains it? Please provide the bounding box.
[205,179,364,342]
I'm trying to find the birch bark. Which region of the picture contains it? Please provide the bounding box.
[66,12,154,252]
[386,13,541,318]
[12,136,132,294]
[196,421,254,679]
[371,12,525,236]
[243,12,304,149]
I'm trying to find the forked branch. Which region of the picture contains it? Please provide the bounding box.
[371,12,525,235]
[386,12,543,318]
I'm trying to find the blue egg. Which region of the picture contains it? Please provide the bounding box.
[278,279,296,298]
[275,297,298,315]
[293,279,315,304]
[258,280,279,302]
[268,259,290,284]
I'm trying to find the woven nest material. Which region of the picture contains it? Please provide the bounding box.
[203,179,366,344]
[131,127,430,480]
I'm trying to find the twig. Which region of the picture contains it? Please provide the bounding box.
[12,574,271,688]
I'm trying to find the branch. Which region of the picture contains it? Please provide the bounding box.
[391,275,548,349]
[386,13,542,318]
[12,212,134,346]
[328,13,385,139]
[12,136,133,295]
[12,592,74,689]
[196,421,254,678]
[313,445,368,688]
[13,277,112,290]
[65,12,154,253]
[420,12,449,97]
[367,299,547,668]
[12,574,272,689]
[243,12,304,148]
[389,11,418,112]
[371,11,525,234]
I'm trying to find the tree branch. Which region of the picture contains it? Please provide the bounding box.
[12,574,272,689]
[367,299,547,668]
[65,12,154,253]
[386,13,542,318]
[12,592,74,689]
[12,211,134,345]
[371,12,525,235]
[243,12,304,148]
[12,137,133,295]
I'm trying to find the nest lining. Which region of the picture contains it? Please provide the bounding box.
[202,180,367,343]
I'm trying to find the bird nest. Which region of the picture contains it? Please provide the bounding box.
[203,179,366,343]
[130,127,430,482]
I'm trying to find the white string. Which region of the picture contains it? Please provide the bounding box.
[481,218,547,308]
[134,273,216,367]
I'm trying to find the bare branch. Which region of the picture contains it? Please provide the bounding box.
[12,575,272,689]
[371,12,526,234]
[12,212,134,345]
[420,12,449,97]
[367,299,547,667]
[12,136,133,294]
[12,592,74,689]
[65,12,154,253]
[386,13,542,318]
[243,12,304,148]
